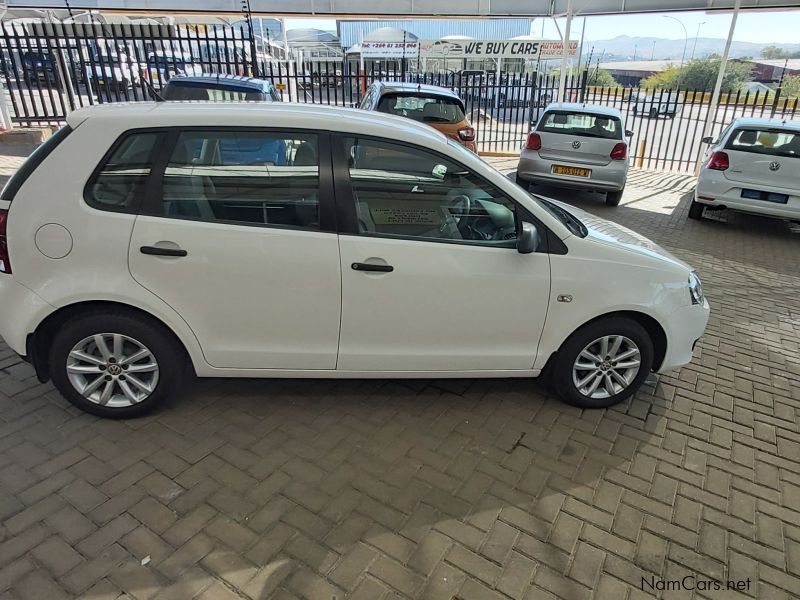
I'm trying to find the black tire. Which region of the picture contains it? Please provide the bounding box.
[551,317,654,409]
[688,200,704,220]
[49,310,184,418]
[515,172,529,190]
[632,107,638,116]
[649,108,659,119]
[606,189,624,206]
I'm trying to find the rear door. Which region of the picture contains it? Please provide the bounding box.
[536,110,620,166]
[723,127,800,190]
[127,128,342,370]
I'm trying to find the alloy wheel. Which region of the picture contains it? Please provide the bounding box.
[66,333,159,408]
[572,335,641,400]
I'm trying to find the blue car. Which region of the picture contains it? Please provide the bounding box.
[162,74,286,165]
[161,73,281,102]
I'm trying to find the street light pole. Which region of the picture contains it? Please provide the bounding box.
[691,21,706,60]
[663,15,688,89]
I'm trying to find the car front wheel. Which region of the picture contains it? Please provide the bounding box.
[49,311,184,418]
[552,317,654,408]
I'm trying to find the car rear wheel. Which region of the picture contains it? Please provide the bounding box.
[49,311,183,418]
[552,317,654,408]
[606,189,624,206]
[688,200,704,220]
[649,108,659,119]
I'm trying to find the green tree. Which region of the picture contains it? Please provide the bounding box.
[782,75,800,98]
[761,45,790,59]
[551,66,618,87]
[640,58,753,92]
[759,45,800,59]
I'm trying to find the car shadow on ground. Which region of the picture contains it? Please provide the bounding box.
[17,364,669,598]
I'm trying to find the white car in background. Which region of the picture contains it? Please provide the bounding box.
[516,103,632,206]
[632,90,683,119]
[0,103,709,418]
[691,118,800,221]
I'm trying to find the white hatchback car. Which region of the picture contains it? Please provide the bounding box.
[692,118,800,221]
[516,103,632,206]
[0,102,709,418]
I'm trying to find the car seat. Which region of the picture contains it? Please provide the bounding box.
[163,141,216,219]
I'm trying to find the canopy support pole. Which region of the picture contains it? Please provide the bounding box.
[558,0,574,103]
[694,0,741,174]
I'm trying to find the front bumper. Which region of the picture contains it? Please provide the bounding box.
[657,298,711,373]
[517,151,627,192]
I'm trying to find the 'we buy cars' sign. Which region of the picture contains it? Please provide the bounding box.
[419,39,578,60]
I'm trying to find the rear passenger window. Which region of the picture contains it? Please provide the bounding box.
[160,130,320,229]
[86,133,158,210]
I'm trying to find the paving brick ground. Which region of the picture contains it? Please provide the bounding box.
[0,147,799,600]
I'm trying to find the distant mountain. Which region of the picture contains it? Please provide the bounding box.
[582,35,800,62]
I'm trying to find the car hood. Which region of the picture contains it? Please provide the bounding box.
[550,199,693,273]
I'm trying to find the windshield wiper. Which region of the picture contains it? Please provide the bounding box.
[536,197,587,237]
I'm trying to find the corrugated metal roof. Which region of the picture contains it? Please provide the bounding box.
[338,19,533,49]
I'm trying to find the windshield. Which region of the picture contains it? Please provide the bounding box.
[725,127,800,159]
[539,111,622,140]
[377,94,466,124]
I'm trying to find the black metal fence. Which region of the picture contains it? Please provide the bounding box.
[1,21,799,172]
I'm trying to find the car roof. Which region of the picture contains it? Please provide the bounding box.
[65,102,449,147]
[729,117,800,132]
[543,102,623,118]
[373,81,462,102]
[166,74,273,92]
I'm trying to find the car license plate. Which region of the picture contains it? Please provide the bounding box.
[741,189,788,204]
[552,165,591,177]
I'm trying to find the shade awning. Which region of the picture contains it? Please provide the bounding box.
[6,0,799,17]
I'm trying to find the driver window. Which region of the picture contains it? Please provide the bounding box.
[344,136,518,246]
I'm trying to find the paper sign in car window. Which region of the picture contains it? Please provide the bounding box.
[370,207,440,225]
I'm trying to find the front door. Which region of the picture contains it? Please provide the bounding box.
[335,135,551,372]
[127,128,341,370]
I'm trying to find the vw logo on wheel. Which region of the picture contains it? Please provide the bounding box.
[572,140,581,149]
[769,161,781,171]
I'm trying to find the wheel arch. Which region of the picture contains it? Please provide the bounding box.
[543,309,668,375]
[27,300,195,383]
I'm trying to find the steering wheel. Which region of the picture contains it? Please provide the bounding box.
[440,194,472,238]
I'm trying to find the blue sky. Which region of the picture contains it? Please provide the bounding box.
[285,9,800,45]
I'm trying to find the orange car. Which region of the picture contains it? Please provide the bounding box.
[359,81,477,152]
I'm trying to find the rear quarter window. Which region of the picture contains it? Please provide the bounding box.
[1,125,72,202]
[85,132,160,212]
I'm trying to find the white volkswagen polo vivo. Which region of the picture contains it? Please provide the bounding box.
[692,118,800,221]
[0,102,710,418]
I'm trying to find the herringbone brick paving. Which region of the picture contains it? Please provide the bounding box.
[0,149,798,599]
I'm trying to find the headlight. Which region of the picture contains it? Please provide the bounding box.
[688,271,704,305]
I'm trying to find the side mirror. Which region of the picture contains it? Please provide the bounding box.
[517,221,539,254]
[702,136,714,144]
[625,129,634,138]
